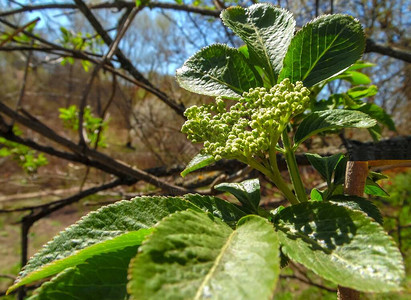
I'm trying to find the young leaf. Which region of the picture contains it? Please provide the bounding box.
[347,85,378,99]
[364,178,389,197]
[28,245,140,300]
[310,188,325,201]
[184,194,246,227]
[305,153,344,185]
[329,195,383,225]
[13,197,198,286]
[181,153,215,177]
[8,231,150,294]
[221,3,295,83]
[176,44,261,99]
[294,109,377,146]
[274,202,405,292]
[128,210,280,299]
[279,14,365,87]
[214,178,261,213]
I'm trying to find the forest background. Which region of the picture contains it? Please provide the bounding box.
[0,0,409,299]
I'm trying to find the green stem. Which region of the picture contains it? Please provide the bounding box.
[282,130,308,203]
[246,157,299,205]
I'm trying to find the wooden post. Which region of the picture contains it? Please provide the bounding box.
[338,161,369,300]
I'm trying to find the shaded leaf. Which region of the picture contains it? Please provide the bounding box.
[274,202,404,292]
[214,178,260,213]
[28,245,139,300]
[221,4,295,83]
[330,195,383,225]
[184,194,246,227]
[294,109,377,146]
[279,14,365,86]
[181,153,215,177]
[176,44,261,99]
[305,153,344,185]
[128,210,280,299]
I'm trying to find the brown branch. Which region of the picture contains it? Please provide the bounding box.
[365,38,411,63]
[0,1,221,18]
[0,103,191,195]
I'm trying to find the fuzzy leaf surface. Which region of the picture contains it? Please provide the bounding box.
[176,44,261,99]
[279,14,365,86]
[128,210,280,299]
[12,196,198,288]
[274,202,405,292]
[8,230,150,293]
[28,245,139,300]
[221,3,295,82]
[294,109,376,146]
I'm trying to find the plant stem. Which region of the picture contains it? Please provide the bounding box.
[282,130,308,202]
[246,157,299,205]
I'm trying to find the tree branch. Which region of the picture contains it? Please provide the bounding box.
[365,38,411,63]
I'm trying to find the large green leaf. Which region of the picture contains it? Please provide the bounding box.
[181,153,215,177]
[214,178,261,213]
[176,44,261,99]
[128,210,280,299]
[279,14,365,86]
[274,202,405,292]
[184,194,246,227]
[28,245,139,300]
[221,3,295,83]
[13,197,198,286]
[8,230,150,293]
[294,109,377,146]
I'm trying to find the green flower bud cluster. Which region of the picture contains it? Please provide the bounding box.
[182,78,310,160]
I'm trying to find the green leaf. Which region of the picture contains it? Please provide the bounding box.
[128,210,280,299]
[28,245,140,300]
[184,194,246,227]
[346,61,375,71]
[329,195,383,225]
[274,202,405,292]
[333,155,347,185]
[351,103,396,131]
[214,178,261,213]
[279,14,365,87]
[176,44,261,99]
[294,109,377,146]
[365,178,389,197]
[305,153,344,185]
[181,153,215,177]
[310,188,325,201]
[347,85,378,99]
[8,231,150,293]
[221,3,295,83]
[338,71,371,85]
[12,196,198,288]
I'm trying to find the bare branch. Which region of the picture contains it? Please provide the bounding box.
[365,38,411,63]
